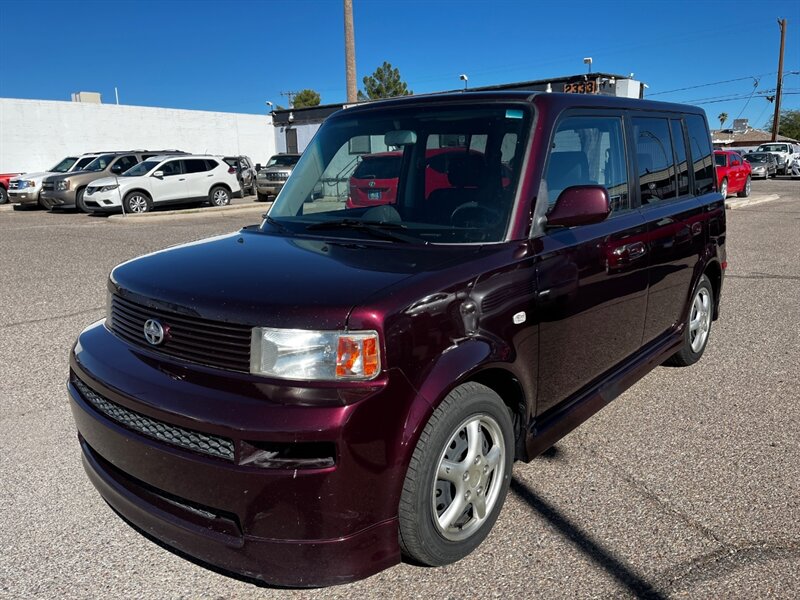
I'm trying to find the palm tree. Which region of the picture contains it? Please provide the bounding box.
[718,112,729,128]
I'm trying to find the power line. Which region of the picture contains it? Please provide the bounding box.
[648,73,777,97]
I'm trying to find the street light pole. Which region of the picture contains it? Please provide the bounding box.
[771,18,787,141]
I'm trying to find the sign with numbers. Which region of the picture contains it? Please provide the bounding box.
[563,80,597,94]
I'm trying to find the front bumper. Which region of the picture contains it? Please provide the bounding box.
[40,188,77,208]
[83,190,122,212]
[256,181,285,196]
[8,189,40,204]
[69,320,422,586]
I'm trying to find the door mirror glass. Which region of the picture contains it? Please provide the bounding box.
[546,185,610,227]
[152,170,164,178]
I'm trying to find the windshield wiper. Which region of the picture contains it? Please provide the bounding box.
[305,219,422,244]
[264,214,292,235]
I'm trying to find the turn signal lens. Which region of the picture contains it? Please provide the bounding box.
[336,334,380,379]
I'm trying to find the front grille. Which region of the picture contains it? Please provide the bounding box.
[9,181,19,190]
[265,172,289,182]
[109,294,252,372]
[73,377,235,461]
[42,181,54,191]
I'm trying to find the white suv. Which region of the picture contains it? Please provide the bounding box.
[82,155,241,213]
[9,153,101,207]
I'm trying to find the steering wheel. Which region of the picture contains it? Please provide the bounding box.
[450,202,500,229]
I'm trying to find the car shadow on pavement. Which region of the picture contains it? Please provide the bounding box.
[509,477,667,599]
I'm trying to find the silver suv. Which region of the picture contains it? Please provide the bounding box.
[256,153,300,201]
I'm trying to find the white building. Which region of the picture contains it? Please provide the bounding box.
[0,98,276,173]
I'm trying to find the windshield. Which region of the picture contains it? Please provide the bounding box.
[714,154,727,167]
[267,155,300,167]
[758,144,786,152]
[84,154,115,172]
[267,103,531,244]
[745,154,767,163]
[121,160,158,177]
[50,157,79,173]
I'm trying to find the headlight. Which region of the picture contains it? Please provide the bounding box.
[57,180,70,191]
[22,180,36,188]
[100,185,119,192]
[250,328,380,380]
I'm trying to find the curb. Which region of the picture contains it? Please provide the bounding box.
[725,194,780,210]
[107,202,271,224]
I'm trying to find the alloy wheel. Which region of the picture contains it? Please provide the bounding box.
[432,414,506,542]
[128,195,148,213]
[213,189,229,206]
[689,287,711,353]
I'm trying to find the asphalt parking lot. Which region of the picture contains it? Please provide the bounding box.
[0,179,798,599]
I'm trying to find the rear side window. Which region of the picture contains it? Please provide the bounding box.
[205,159,220,171]
[686,114,715,195]
[632,117,676,204]
[715,154,727,167]
[184,159,210,173]
[545,115,630,213]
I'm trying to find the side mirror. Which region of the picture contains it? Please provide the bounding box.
[111,165,123,174]
[732,159,741,166]
[152,170,164,178]
[546,185,610,228]
[255,163,262,171]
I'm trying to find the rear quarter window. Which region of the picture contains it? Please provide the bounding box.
[686,114,715,195]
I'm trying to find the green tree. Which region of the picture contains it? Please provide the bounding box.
[764,109,800,141]
[718,112,728,128]
[360,61,412,100]
[293,89,321,108]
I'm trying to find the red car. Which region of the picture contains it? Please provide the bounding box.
[714,150,751,198]
[0,173,22,204]
[346,148,503,209]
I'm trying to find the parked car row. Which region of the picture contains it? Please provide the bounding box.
[5,150,251,213]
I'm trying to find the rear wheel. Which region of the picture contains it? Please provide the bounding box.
[209,185,230,206]
[398,382,514,566]
[666,274,713,367]
[720,178,728,198]
[736,175,751,198]
[123,191,152,214]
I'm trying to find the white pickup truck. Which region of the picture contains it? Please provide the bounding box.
[755,142,799,175]
[8,154,100,207]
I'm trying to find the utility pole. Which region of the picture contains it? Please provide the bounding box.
[280,91,298,108]
[344,0,357,103]
[771,18,787,141]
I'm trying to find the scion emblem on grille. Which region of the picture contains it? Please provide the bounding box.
[143,319,166,346]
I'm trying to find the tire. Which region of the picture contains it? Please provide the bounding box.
[736,175,751,198]
[256,192,269,202]
[123,191,152,214]
[75,187,88,212]
[209,185,231,206]
[719,178,728,198]
[666,274,713,367]
[398,382,514,566]
[0,187,7,204]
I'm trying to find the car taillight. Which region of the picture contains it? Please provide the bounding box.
[228,166,237,174]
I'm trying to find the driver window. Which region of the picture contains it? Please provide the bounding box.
[545,116,629,213]
[160,161,182,177]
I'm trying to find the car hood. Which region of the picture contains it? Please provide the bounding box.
[110,228,478,330]
[88,176,124,187]
[11,171,51,182]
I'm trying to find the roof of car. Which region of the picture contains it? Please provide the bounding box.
[146,154,222,162]
[337,90,707,119]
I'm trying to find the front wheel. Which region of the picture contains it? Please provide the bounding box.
[123,191,152,214]
[737,175,751,198]
[209,185,230,206]
[75,187,88,212]
[398,382,514,566]
[0,187,7,204]
[666,274,713,367]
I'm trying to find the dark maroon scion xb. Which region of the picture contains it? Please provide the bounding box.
[68,91,725,587]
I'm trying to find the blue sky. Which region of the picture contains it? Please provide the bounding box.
[1,0,798,129]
